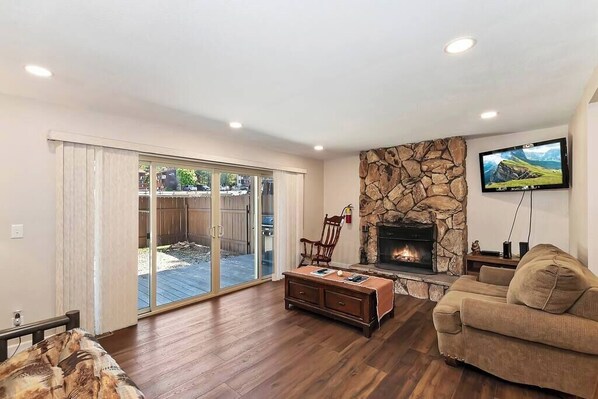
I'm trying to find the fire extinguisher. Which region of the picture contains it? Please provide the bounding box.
[344,204,353,224]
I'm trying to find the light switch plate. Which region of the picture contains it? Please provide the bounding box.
[11,224,24,239]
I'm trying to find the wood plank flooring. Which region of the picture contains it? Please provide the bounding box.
[137,254,259,308]
[101,281,566,399]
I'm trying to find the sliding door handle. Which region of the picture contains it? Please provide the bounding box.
[218,225,224,238]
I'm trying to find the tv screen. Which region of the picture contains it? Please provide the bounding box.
[479,137,569,192]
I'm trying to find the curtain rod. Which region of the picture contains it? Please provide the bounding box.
[47,130,307,174]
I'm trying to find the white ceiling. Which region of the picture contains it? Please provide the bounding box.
[1,1,597,158]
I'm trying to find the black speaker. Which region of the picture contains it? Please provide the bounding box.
[519,242,529,257]
[503,241,512,259]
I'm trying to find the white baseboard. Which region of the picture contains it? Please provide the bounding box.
[6,338,31,358]
[4,327,59,360]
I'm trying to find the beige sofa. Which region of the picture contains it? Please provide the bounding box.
[433,244,598,398]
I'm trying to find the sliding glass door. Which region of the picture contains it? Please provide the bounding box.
[138,162,151,312]
[138,159,272,314]
[154,165,213,306]
[218,173,258,289]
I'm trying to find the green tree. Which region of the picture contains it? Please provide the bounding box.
[195,170,211,186]
[176,168,197,187]
[220,173,237,188]
[139,164,150,189]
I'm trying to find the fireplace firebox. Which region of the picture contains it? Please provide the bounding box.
[376,222,436,274]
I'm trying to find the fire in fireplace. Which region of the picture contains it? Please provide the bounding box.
[376,222,436,274]
[392,245,421,263]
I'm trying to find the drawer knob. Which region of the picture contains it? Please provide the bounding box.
[299,291,305,295]
[338,301,345,306]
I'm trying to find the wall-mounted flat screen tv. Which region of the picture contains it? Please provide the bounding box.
[479,137,570,192]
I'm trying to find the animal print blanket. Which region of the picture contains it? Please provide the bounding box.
[0,329,143,398]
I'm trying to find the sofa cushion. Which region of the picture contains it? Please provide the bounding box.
[507,252,590,314]
[449,277,508,298]
[568,264,598,321]
[478,266,516,286]
[568,288,598,322]
[461,298,598,355]
[433,290,506,334]
[516,243,561,270]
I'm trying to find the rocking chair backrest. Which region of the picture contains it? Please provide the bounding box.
[319,214,344,259]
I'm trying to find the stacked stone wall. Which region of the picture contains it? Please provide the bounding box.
[359,137,468,275]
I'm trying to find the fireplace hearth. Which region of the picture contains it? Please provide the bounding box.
[376,222,436,274]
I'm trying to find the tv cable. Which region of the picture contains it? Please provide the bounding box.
[507,191,526,243]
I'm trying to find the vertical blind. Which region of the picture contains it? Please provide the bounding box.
[272,171,304,280]
[56,142,138,334]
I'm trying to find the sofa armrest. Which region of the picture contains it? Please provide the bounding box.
[461,298,598,355]
[478,266,515,286]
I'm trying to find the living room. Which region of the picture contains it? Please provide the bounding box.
[1,2,597,398]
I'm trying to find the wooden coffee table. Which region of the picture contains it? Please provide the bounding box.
[283,271,393,337]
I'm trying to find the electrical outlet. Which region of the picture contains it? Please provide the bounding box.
[12,310,22,327]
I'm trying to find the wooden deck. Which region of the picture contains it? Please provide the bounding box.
[102,281,566,399]
[138,254,272,308]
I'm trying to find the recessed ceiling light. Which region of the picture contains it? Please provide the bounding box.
[229,121,243,129]
[444,37,477,54]
[480,111,499,119]
[314,145,324,151]
[24,64,53,78]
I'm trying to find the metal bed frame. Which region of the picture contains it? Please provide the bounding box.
[0,310,80,362]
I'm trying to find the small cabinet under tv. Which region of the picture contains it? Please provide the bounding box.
[465,253,520,276]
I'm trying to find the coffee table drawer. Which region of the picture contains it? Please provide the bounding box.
[324,290,363,319]
[288,281,319,305]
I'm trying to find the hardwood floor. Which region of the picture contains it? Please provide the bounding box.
[100,281,565,399]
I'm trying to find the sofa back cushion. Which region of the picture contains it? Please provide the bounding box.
[508,247,590,314]
[516,243,561,270]
[567,265,598,321]
[568,288,598,321]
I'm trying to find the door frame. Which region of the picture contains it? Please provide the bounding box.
[138,156,272,316]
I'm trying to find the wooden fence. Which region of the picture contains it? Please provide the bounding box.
[139,193,265,254]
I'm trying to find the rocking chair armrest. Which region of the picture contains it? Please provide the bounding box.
[300,238,321,244]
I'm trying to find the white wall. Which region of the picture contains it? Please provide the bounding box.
[327,127,573,264]
[568,66,598,271]
[0,93,324,329]
[587,102,598,272]
[323,156,360,265]
[466,126,570,255]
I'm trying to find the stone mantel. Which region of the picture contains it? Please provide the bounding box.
[331,263,459,302]
[359,137,468,275]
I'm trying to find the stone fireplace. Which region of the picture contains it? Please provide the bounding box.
[377,222,436,274]
[359,137,467,276]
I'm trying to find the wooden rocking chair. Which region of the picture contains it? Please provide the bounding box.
[299,206,349,267]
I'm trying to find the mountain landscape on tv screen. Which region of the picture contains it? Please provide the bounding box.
[482,143,563,189]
